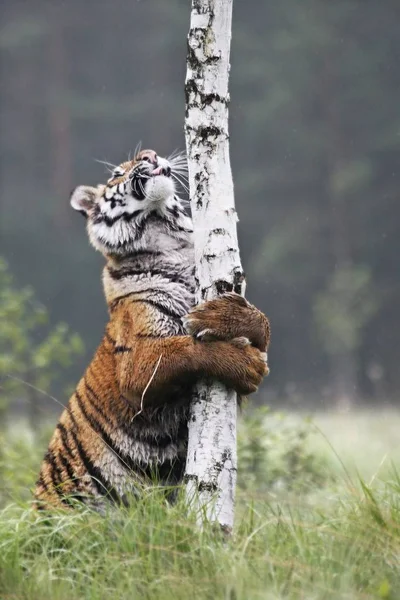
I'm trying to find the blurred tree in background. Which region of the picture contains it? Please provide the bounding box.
[0,259,83,428]
[233,0,400,405]
[0,0,399,421]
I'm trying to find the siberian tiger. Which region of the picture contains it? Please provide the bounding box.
[34,148,270,510]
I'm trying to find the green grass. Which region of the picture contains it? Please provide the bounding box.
[0,410,400,600]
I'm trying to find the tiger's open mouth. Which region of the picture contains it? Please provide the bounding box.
[151,165,171,178]
[130,164,171,200]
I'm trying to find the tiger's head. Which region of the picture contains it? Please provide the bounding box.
[70,149,190,257]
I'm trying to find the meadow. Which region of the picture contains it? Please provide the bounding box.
[0,408,399,600]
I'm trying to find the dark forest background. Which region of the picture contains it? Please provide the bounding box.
[1,0,400,426]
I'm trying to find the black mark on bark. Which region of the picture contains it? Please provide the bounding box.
[198,480,219,493]
[198,125,223,141]
[233,270,246,295]
[215,280,233,295]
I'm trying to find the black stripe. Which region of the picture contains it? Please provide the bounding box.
[84,378,112,423]
[108,267,146,280]
[114,345,132,353]
[86,365,107,393]
[56,423,75,460]
[99,237,131,251]
[111,287,169,298]
[128,249,163,258]
[132,211,153,238]
[93,214,120,227]
[109,287,189,315]
[74,390,115,451]
[109,291,143,309]
[108,266,191,286]
[133,332,164,339]
[101,211,167,238]
[98,213,160,252]
[167,205,180,219]
[93,210,143,227]
[67,408,120,503]
[58,452,76,484]
[44,451,65,499]
[85,367,120,421]
[121,210,144,224]
[35,473,49,493]
[174,225,193,233]
[110,295,183,321]
[132,298,184,320]
[35,471,74,508]
[68,427,119,503]
[73,390,136,500]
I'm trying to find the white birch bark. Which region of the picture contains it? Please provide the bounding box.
[184,0,244,533]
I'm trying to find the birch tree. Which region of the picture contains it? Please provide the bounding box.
[184,0,244,532]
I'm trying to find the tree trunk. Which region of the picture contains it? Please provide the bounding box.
[184,0,244,533]
[48,4,72,228]
[322,53,358,408]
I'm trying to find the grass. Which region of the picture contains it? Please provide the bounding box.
[0,409,399,600]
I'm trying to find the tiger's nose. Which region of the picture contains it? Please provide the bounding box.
[142,150,158,164]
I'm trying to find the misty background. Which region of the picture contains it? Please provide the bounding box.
[1,0,400,428]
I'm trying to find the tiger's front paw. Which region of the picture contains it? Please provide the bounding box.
[184,292,270,352]
[223,338,270,395]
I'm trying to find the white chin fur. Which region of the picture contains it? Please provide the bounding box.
[87,173,177,255]
[144,175,175,203]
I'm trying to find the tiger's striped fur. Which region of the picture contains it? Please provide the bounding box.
[35,149,270,510]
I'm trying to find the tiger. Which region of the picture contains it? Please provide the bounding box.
[34,148,271,510]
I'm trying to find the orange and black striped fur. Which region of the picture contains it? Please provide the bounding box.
[35,149,270,510]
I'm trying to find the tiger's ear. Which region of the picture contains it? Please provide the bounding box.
[70,185,97,216]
